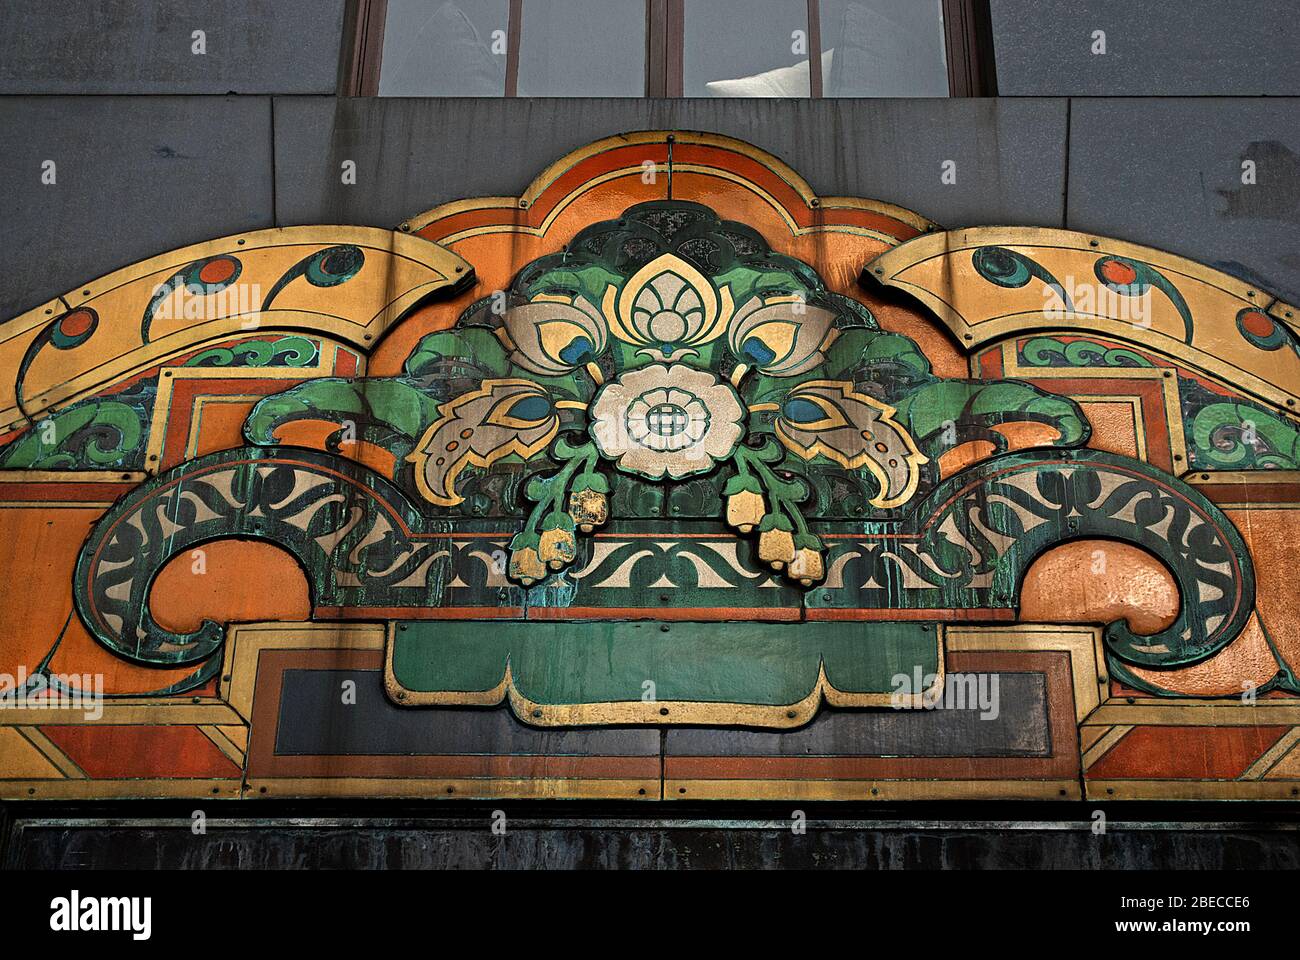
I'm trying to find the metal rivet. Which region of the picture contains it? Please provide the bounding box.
[659,624,669,632]
[659,707,669,716]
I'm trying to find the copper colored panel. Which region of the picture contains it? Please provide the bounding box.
[1020,540,1178,638]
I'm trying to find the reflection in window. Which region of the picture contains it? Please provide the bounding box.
[379,0,510,96]
[683,0,814,98]
[821,0,948,97]
[518,0,646,96]
[683,0,949,98]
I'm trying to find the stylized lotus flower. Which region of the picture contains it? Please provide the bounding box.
[606,254,734,359]
[589,363,745,479]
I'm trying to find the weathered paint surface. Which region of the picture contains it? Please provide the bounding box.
[1,132,1298,802]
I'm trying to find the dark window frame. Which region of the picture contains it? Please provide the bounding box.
[344,0,995,97]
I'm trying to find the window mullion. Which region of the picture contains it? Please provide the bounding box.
[506,0,523,96]
[806,0,822,98]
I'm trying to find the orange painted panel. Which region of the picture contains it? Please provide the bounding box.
[41,724,240,779]
[150,541,311,635]
[1087,725,1290,780]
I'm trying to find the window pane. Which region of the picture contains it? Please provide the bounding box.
[379,0,510,96]
[683,0,811,98]
[820,0,949,97]
[518,0,646,96]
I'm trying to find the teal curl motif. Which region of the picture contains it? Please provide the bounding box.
[1094,255,1193,343]
[1020,336,1153,368]
[972,246,1073,311]
[72,445,1254,673]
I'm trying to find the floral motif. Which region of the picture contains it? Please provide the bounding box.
[727,296,837,377]
[590,364,745,480]
[774,380,928,509]
[501,294,607,375]
[608,254,733,359]
[410,379,557,507]
[244,199,1090,590]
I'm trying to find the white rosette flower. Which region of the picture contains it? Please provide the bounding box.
[589,363,745,479]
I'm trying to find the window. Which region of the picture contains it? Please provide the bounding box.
[346,0,994,97]
[518,0,647,96]
[819,0,950,97]
[378,0,510,96]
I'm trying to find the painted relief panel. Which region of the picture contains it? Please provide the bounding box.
[1,133,1298,801]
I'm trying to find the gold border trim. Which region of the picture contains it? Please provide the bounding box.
[869,226,1300,413]
[0,226,471,432]
[245,777,659,800]
[666,778,1082,801]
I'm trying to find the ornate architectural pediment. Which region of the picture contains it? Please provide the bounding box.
[2,133,1297,800]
